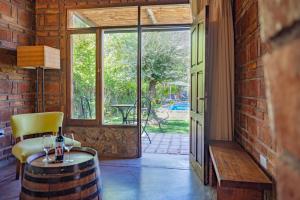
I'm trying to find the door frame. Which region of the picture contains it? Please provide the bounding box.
[65,5,192,158]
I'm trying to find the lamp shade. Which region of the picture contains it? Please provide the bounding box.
[17,45,60,69]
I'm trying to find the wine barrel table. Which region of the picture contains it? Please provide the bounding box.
[20,147,102,200]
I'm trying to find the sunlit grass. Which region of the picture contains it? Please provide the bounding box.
[146,120,189,134]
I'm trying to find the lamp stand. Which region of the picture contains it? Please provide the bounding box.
[35,67,45,113]
[35,68,39,113]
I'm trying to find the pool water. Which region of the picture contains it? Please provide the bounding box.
[168,102,190,110]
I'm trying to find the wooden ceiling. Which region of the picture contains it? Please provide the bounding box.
[70,4,192,28]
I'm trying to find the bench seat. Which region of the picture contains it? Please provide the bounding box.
[209,141,272,200]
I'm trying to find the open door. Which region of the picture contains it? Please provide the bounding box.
[190,6,209,182]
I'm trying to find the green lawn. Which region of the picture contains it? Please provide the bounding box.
[104,115,189,134]
[145,120,189,134]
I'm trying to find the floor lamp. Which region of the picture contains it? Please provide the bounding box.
[17,46,60,112]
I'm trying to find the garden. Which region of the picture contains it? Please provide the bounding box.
[71,29,190,134]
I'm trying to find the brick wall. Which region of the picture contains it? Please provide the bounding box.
[233,0,277,177]
[0,0,35,160]
[259,0,300,199]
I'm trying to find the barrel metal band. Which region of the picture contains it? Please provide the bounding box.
[24,167,97,184]
[25,159,96,175]
[21,178,101,197]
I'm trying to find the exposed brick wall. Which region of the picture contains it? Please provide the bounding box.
[0,0,35,160]
[233,0,277,177]
[259,1,300,199]
[35,0,189,158]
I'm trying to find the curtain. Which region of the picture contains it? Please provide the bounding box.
[207,0,234,141]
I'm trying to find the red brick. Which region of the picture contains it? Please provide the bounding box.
[0,110,11,122]
[8,94,22,100]
[0,1,11,16]
[0,80,10,94]
[0,95,7,101]
[18,33,33,45]
[259,0,300,40]
[45,81,60,95]
[0,29,12,42]
[264,37,300,160]
[9,101,23,107]
[18,82,32,93]
[247,117,258,136]
[277,157,300,200]
[17,107,34,114]
[45,14,59,26]
[11,0,26,7]
[18,8,32,28]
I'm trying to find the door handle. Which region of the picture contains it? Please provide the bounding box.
[198,97,205,100]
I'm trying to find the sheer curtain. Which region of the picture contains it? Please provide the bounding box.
[207,0,234,141]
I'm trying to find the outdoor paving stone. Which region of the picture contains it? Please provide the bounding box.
[142,133,189,155]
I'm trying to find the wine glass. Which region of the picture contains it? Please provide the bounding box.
[64,133,74,163]
[42,135,53,163]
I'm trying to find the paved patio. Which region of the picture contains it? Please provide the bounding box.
[142,133,189,155]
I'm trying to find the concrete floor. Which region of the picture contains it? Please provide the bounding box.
[0,154,215,200]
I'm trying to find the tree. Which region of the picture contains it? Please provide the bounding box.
[72,34,96,119]
[142,31,190,99]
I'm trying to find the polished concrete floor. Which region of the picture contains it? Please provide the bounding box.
[0,154,215,200]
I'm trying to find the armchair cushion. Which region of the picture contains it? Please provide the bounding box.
[12,137,81,163]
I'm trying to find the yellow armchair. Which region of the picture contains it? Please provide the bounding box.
[11,112,81,179]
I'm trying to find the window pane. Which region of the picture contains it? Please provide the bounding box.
[68,7,138,28]
[71,33,96,119]
[103,30,137,125]
[141,4,192,25]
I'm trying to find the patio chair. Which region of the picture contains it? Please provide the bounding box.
[141,97,152,143]
[125,97,152,143]
[150,108,169,131]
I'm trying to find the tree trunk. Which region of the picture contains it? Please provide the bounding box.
[148,80,157,100]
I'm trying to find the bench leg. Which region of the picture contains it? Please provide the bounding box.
[209,158,217,187]
[217,185,263,200]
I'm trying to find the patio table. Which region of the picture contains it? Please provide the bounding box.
[111,104,135,124]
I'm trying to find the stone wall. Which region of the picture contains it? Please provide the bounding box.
[0,0,35,161]
[259,0,300,199]
[35,0,189,158]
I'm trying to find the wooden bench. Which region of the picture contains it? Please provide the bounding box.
[209,141,272,200]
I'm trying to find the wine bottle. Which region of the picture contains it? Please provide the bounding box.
[55,127,64,162]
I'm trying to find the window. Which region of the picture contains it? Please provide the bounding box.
[103,29,138,125]
[70,33,96,119]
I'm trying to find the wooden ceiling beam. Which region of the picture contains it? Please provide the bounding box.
[146,8,157,24]
[73,11,98,27]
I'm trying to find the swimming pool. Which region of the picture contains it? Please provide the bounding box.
[168,102,190,110]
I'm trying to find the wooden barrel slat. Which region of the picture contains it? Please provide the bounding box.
[20,147,102,200]
[81,184,98,199]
